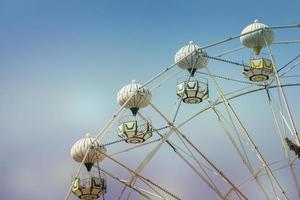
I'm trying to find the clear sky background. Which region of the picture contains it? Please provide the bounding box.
[0,0,300,199]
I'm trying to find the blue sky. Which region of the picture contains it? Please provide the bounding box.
[0,0,300,199]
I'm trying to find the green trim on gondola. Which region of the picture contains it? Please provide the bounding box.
[92,177,102,188]
[124,121,137,131]
[72,178,80,191]
[188,68,197,76]
[84,163,94,172]
[186,81,198,89]
[71,177,107,199]
[130,107,139,116]
[118,121,153,144]
[176,80,208,104]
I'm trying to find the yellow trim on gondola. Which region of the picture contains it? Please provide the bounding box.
[249,58,273,69]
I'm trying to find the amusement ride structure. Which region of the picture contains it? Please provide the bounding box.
[64,20,300,200]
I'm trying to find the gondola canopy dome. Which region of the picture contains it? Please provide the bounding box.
[71,133,106,171]
[175,41,208,72]
[117,80,152,115]
[240,20,274,55]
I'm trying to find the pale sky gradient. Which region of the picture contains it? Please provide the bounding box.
[0,0,300,199]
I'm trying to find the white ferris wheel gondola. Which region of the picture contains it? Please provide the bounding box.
[116,80,153,144]
[175,41,209,103]
[176,75,208,104]
[70,133,107,200]
[240,20,275,82]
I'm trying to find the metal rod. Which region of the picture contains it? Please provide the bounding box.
[65,44,200,200]
[178,83,300,130]
[205,66,289,200]
[100,151,182,199]
[264,35,300,146]
[150,103,249,199]
[214,40,300,58]
[198,24,300,51]
[99,167,152,200]
[273,40,300,45]
[138,113,223,199]
[209,100,270,199]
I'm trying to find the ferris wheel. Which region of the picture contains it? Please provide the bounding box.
[64,20,300,200]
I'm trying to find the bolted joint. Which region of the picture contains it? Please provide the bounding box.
[167,121,174,126]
